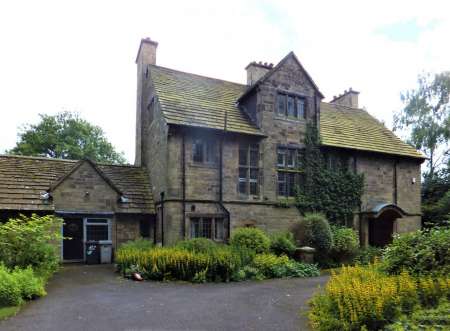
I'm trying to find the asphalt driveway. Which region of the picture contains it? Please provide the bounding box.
[0,264,327,331]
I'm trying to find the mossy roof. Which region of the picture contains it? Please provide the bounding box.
[0,155,155,213]
[149,65,423,159]
[149,65,263,135]
[320,102,425,159]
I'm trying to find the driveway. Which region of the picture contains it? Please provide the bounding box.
[0,264,328,331]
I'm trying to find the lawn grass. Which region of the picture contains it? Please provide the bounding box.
[0,305,21,320]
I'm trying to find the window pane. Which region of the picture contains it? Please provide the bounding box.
[239,145,248,166]
[287,150,295,168]
[201,218,212,239]
[277,148,286,167]
[239,181,247,194]
[193,140,204,163]
[215,218,224,240]
[86,225,108,241]
[278,172,286,196]
[277,94,286,115]
[287,96,295,117]
[239,168,248,194]
[297,98,305,119]
[205,141,216,163]
[249,169,258,195]
[297,151,304,170]
[288,173,297,197]
[250,149,258,167]
[190,218,200,238]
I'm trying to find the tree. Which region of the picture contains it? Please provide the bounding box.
[394,72,450,178]
[9,112,126,164]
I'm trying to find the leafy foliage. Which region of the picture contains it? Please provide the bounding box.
[252,253,319,278]
[382,228,450,276]
[353,246,383,266]
[0,214,63,276]
[230,227,270,254]
[302,213,333,253]
[119,238,154,251]
[175,238,218,253]
[328,225,359,264]
[269,231,297,257]
[309,263,419,331]
[0,265,46,307]
[394,72,450,177]
[9,111,126,164]
[296,124,364,224]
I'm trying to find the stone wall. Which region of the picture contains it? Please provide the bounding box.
[53,162,118,212]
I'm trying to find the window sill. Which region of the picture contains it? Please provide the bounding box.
[189,162,218,169]
[274,116,307,123]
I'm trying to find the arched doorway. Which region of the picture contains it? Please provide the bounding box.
[368,204,405,247]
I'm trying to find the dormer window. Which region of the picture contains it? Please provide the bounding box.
[277,93,307,120]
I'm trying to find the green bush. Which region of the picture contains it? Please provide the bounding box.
[385,300,450,330]
[0,214,62,275]
[302,213,333,252]
[116,245,242,282]
[119,238,154,251]
[382,228,450,276]
[308,263,419,331]
[0,265,22,307]
[328,225,359,264]
[270,232,296,257]
[230,227,270,254]
[0,264,46,307]
[353,246,383,265]
[175,238,218,253]
[252,253,320,278]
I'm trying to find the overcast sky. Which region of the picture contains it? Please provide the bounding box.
[0,0,449,163]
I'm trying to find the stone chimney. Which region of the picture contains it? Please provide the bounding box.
[330,88,359,108]
[245,61,273,85]
[135,37,158,166]
[135,37,158,66]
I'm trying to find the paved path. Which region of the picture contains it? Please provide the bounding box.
[0,264,328,331]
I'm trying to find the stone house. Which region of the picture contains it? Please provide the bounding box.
[0,156,155,261]
[0,37,425,262]
[135,38,425,247]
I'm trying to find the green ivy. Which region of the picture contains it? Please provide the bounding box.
[296,124,364,225]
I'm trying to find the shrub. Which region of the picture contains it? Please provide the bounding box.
[119,238,154,251]
[308,263,419,331]
[329,225,359,264]
[353,246,383,265]
[416,276,450,307]
[302,213,333,253]
[175,238,218,253]
[252,253,320,278]
[0,265,22,307]
[270,232,296,257]
[0,264,46,307]
[382,228,450,276]
[116,245,241,282]
[0,214,62,275]
[230,227,270,254]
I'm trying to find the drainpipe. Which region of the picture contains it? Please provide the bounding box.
[182,132,187,239]
[220,105,231,241]
[160,191,165,246]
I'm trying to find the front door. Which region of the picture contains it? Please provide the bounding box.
[63,218,84,260]
[369,217,394,247]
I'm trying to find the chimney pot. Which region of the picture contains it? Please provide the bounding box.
[245,60,272,85]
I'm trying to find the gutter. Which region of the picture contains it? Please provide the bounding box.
[220,101,231,241]
[182,132,187,239]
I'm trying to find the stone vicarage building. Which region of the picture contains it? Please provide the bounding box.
[0,37,425,262]
[136,38,425,247]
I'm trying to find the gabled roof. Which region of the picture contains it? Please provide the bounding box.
[0,155,155,213]
[238,51,324,102]
[149,65,264,136]
[320,102,425,159]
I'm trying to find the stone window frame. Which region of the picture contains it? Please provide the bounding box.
[189,216,225,241]
[238,142,260,197]
[276,92,307,120]
[277,147,304,198]
[192,138,218,165]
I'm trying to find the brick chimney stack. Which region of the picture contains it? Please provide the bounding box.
[245,61,273,85]
[330,88,359,108]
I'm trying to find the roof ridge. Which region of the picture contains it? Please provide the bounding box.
[149,64,246,87]
[0,154,78,163]
[97,162,143,169]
